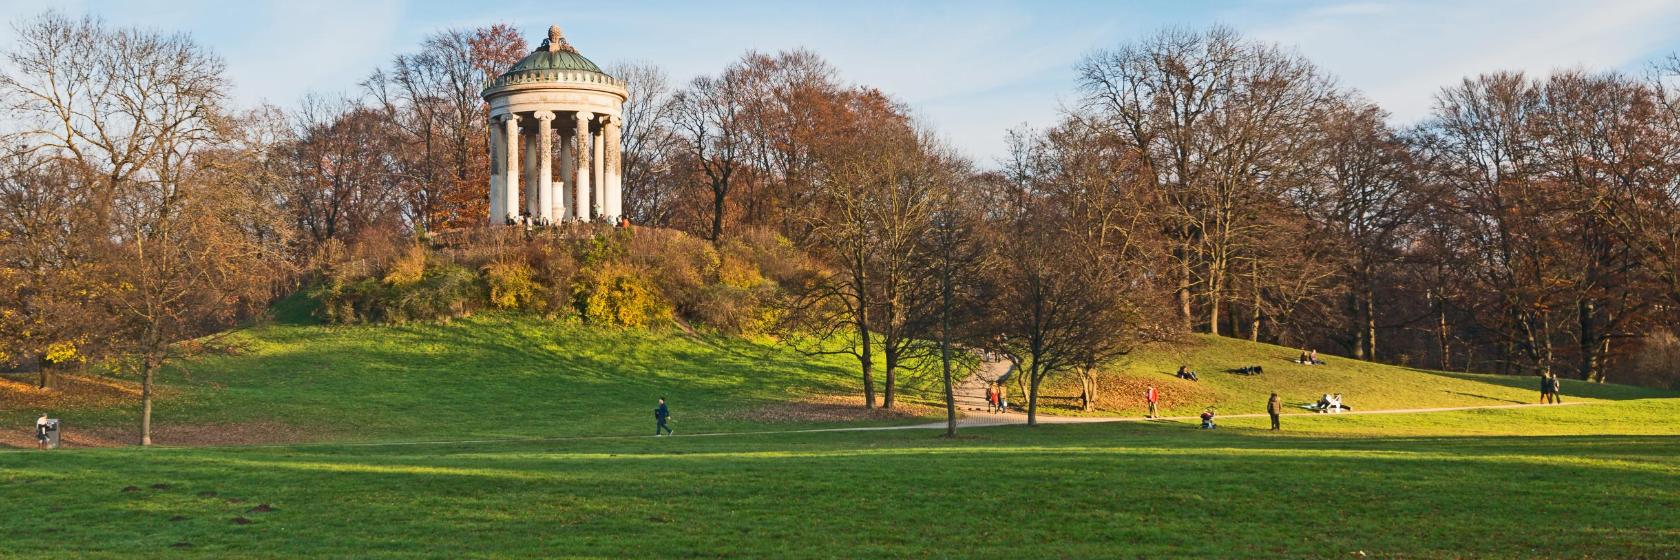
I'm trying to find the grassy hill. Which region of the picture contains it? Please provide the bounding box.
[6,316,1673,447]
[1038,334,1667,416]
[3,316,1678,557]
[2,312,946,447]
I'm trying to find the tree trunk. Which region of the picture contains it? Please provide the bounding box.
[1249,265,1262,342]
[709,183,726,241]
[1080,368,1097,412]
[1437,293,1451,370]
[140,362,156,446]
[882,347,897,409]
[1176,239,1193,331]
[1027,365,1042,427]
[1365,282,1377,362]
[859,333,875,409]
[1577,299,1598,382]
[939,279,957,437]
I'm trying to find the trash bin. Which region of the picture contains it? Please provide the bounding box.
[43,419,60,449]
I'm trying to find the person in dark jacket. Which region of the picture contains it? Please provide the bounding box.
[654,398,673,436]
[1267,393,1282,431]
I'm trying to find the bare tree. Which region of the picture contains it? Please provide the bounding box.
[607,60,679,226]
[1077,26,1333,337]
[671,65,754,241]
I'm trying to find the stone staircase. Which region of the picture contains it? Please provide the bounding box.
[952,358,1014,411]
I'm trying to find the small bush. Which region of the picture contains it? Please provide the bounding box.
[574,262,669,328]
[383,245,427,287]
[484,259,538,310]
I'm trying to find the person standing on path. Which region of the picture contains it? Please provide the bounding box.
[1267,393,1282,431]
[986,383,998,413]
[1145,385,1159,418]
[35,413,50,450]
[654,398,673,436]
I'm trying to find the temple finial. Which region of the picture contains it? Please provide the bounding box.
[544,25,574,53]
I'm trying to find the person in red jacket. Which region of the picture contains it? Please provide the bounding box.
[1145,385,1159,418]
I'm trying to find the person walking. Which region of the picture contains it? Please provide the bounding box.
[1145,385,1159,418]
[36,413,51,450]
[997,383,1009,414]
[986,382,998,413]
[654,398,673,436]
[1267,393,1282,431]
[1550,374,1563,404]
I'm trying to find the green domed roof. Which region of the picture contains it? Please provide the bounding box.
[506,49,604,75]
[483,25,625,95]
[497,25,610,79]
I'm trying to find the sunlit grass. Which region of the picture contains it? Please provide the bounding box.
[4,400,1678,558]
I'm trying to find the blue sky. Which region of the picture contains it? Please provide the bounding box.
[6,0,1680,163]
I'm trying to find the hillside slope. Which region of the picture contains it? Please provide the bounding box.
[3,313,940,447]
[8,320,1672,448]
[1038,334,1673,416]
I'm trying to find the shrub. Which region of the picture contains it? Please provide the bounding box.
[523,241,578,318]
[387,263,479,323]
[484,259,538,310]
[574,262,668,328]
[628,228,720,315]
[383,244,427,287]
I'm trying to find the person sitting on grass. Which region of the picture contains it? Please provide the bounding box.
[1176,365,1199,382]
[1200,407,1217,429]
[1316,394,1333,413]
[1328,393,1344,413]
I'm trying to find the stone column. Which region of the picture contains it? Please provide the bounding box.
[592,119,605,218]
[605,116,623,222]
[560,114,576,220]
[488,117,503,224]
[502,114,521,225]
[523,123,540,219]
[534,111,555,223]
[573,111,593,222]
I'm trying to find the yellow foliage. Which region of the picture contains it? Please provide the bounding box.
[383,245,428,287]
[717,253,764,289]
[45,340,84,365]
[576,263,669,327]
[484,260,538,310]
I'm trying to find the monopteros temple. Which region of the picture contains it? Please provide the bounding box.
[482,25,626,226]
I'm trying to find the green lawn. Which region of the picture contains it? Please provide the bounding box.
[4,312,943,445]
[3,400,1677,558]
[5,316,1680,557]
[1039,334,1671,417]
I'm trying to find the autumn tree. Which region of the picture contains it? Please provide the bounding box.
[364,24,525,231]
[987,121,1166,424]
[1,13,293,444]
[607,60,680,226]
[1076,26,1333,337]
